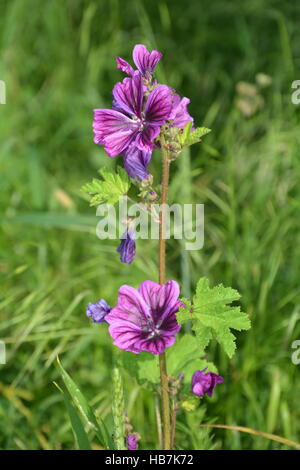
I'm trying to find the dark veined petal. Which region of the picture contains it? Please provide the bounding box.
[123,144,152,180]
[132,44,163,75]
[106,280,181,355]
[134,124,160,152]
[114,284,152,325]
[116,57,135,76]
[93,109,139,157]
[138,280,181,320]
[145,85,173,125]
[112,72,144,119]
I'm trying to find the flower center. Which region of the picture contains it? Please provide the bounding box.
[142,320,161,339]
[132,114,145,132]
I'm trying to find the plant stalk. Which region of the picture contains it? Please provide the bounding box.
[158,133,171,450]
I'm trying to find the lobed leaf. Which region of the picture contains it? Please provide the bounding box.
[178,122,211,147]
[177,277,251,358]
[81,167,131,206]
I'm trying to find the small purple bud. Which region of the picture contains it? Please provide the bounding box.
[117,229,136,264]
[86,299,111,323]
[127,433,138,450]
[191,368,224,397]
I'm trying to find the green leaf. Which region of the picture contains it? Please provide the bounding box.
[121,351,159,388]
[178,122,211,147]
[177,277,251,358]
[54,382,91,450]
[81,167,131,206]
[121,334,216,389]
[56,357,113,449]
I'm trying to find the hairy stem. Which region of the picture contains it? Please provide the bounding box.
[112,364,126,450]
[171,404,178,449]
[158,133,171,450]
[154,393,163,449]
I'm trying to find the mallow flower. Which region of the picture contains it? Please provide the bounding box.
[117,228,136,264]
[86,299,111,323]
[105,280,182,354]
[191,369,224,397]
[116,44,162,79]
[93,72,173,157]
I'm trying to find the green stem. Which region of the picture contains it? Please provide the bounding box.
[112,363,126,450]
[158,133,171,450]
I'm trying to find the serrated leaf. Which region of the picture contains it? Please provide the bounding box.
[177,277,251,358]
[81,167,130,206]
[178,123,211,147]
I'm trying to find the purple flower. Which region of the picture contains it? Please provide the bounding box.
[116,44,162,78]
[105,280,182,354]
[122,144,151,180]
[86,299,112,323]
[127,433,138,450]
[117,228,136,264]
[170,94,193,129]
[191,369,224,397]
[93,72,172,157]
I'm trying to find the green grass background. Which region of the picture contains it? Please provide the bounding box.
[1,0,300,450]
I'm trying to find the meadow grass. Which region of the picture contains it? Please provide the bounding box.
[0,0,300,449]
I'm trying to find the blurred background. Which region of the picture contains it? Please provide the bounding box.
[1,0,300,450]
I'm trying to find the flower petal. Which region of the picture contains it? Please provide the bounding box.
[116,57,135,76]
[111,285,151,325]
[134,124,160,152]
[170,95,193,129]
[112,72,144,118]
[138,280,181,320]
[145,85,173,125]
[133,44,162,76]
[93,109,139,157]
[123,144,152,180]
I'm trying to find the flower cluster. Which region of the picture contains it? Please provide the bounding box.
[93,44,193,183]
[93,44,193,265]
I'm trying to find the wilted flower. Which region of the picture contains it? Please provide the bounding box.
[117,228,136,264]
[127,433,138,450]
[105,280,182,354]
[86,299,111,323]
[116,44,162,79]
[122,143,152,180]
[93,72,172,157]
[191,369,224,397]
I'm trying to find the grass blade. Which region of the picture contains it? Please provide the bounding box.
[56,357,113,449]
[199,424,300,450]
